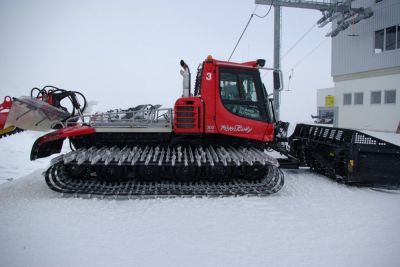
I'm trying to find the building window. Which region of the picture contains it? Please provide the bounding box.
[343,93,352,105]
[398,25,400,50]
[374,25,400,53]
[371,91,381,104]
[354,92,363,105]
[384,90,396,104]
[375,29,384,53]
[386,26,397,51]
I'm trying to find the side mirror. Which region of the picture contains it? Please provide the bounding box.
[273,70,283,91]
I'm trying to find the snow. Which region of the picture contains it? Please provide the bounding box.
[0,131,68,185]
[1,132,400,267]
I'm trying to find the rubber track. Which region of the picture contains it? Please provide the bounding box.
[45,161,284,199]
[0,127,24,139]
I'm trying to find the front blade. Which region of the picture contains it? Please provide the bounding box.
[5,97,70,131]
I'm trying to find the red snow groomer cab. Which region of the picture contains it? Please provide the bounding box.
[174,56,277,141]
[30,56,286,197]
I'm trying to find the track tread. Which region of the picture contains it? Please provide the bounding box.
[45,161,284,199]
[0,127,24,139]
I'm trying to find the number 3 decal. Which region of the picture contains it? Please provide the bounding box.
[206,72,212,81]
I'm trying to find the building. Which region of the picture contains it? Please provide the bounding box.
[317,0,400,132]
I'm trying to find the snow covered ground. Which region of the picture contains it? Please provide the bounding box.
[1,132,400,267]
[0,132,70,185]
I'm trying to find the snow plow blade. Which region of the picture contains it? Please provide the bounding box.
[1,86,87,137]
[5,97,70,131]
[289,124,400,187]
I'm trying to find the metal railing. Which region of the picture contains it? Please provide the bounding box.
[65,106,173,130]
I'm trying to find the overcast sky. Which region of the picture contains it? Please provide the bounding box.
[0,0,333,124]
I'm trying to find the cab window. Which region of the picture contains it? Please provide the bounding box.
[219,69,262,120]
[220,72,239,100]
[239,74,258,102]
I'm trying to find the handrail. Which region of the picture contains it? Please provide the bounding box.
[65,108,173,128]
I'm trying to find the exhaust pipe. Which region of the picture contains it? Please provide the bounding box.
[180,60,191,97]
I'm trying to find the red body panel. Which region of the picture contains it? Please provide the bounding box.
[0,113,8,130]
[202,61,218,134]
[0,96,13,129]
[31,125,95,160]
[38,125,96,145]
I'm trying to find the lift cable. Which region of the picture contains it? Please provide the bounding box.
[262,21,319,79]
[281,22,317,60]
[228,3,273,61]
[286,37,329,75]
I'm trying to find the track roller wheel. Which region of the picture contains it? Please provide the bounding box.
[138,165,160,180]
[174,165,198,182]
[245,164,267,179]
[208,164,231,181]
[96,165,127,182]
[65,165,89,179]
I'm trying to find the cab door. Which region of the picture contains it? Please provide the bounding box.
[215,67,270,141]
